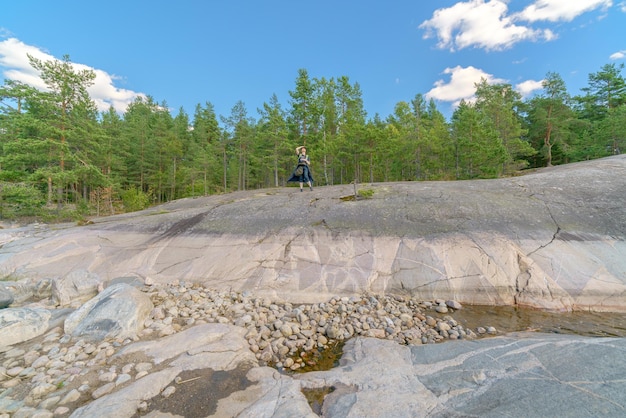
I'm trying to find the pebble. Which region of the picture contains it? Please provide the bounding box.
[162,386,176,398]
[0,282,497,416]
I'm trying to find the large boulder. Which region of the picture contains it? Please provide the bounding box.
[0,286,13,308]
[51,270,100,307]
[64,283,153,341]
[0,307,51,348]
[0,280,33,306]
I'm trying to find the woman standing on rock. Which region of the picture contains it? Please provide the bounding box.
[288,145,314,191]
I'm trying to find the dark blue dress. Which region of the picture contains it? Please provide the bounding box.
[287,154,314,183]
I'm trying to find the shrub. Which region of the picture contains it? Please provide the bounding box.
[121,188,151,212]
[0,182,45,219]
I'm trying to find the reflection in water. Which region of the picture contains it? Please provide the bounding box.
[447,305,626,337]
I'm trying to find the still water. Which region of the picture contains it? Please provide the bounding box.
[294,306,626,376]
[445,305,626,338]
[299,307,626,411]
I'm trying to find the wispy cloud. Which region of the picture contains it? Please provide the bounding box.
[0,36,143,113]
[610,50,626,60]
[514,0,613,23]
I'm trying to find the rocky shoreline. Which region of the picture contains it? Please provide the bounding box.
[0,281,497,417]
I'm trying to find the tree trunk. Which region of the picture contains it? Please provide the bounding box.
[47,177,53,205]
[544,105,554,167]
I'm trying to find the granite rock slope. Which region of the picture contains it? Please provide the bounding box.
[0,155,624,312]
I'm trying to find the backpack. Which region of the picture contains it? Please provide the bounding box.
[295,166,304,176]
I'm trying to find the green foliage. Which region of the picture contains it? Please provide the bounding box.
[0,182,45,218]
[121,188,151,212]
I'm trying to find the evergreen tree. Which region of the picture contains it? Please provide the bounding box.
[288,69,317,146]
[257,94,290,187]
[474,79,535,173]
[334,76,367,185]
[576,63,626,120]
[424,98,454,179]
[387,101,416,180]
[314,77,338,185]
[574,63,626,155]
[451,100,507,179]
[122,96,159,193]
[170,107,190,200]
[221,101,255,191]
[17,55,102,208]
[191,102,221,195]
[525,72,574,167]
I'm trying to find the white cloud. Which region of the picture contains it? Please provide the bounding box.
[0,37,51,91]
[420,0,611,51]
[515,0,613,23]
[610,50,626,60]
[420,0,549,51]
[88,68,144,113]
[424,65,507,106]
[0,37,143,113]
[621,1,626,12]
[515,79,545,98]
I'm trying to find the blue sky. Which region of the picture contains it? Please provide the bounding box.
[1,0,625,121]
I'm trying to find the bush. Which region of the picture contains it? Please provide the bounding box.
[358,188,375,199]
[121,188,151,212]
[0,182,45,219]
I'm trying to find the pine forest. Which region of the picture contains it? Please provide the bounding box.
[0,55,625,221]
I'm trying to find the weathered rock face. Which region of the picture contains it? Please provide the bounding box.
[0,277,624,417]
[63,283,153,341]
[293,334,626,418]
[0,307,51,347]
[69,323,257,418]
[54,323,626,418]
[0,155,624,312]
[51,270,100,308]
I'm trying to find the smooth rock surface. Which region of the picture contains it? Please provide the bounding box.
[0,307,51,348]
[70,323,256,418]
[64,283,153,341]
[0,287,13,309]
[0,156,624,313]
[67,327,626,418]
[51,270,100,308]
[293,334,626,417]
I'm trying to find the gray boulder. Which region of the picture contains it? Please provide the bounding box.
[0,280,33,306]
[0,307,51,348]
[33,278,53,299]
[0,286,13,308]
[64,283,153,341]
[51,270,100,307]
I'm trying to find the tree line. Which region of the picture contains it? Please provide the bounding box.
[0,55,624,220]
